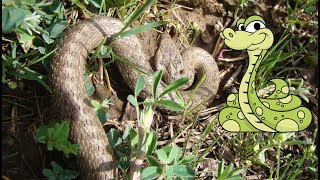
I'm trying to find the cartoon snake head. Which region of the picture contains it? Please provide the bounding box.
[220,15,274,51]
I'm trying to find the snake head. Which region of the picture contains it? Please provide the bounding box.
[220,15,274,51]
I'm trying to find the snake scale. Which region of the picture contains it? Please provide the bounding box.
[50,17,220,179]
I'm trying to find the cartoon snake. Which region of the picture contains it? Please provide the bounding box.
[218,15,312,132]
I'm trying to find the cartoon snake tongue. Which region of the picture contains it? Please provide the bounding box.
[218,48,232,59]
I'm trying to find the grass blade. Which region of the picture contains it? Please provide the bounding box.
[135,77,145,97]
[218,161,224,176]
[159,77,189,98]
[182,114,199,158]
[9,67,52,92]
[117,0,156,37]
[3,50,38,65]
[26,49,56,66]
[280,140,313,146]
[156,100,183,111]
[152,70,163,100]
[120,20,167,38]
[113,52,149,75]
[196,136,220,163]
[2,152,18,160]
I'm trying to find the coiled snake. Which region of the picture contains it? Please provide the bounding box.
[50,17,220,179]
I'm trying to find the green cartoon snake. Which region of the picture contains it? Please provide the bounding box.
[218,15,312,132]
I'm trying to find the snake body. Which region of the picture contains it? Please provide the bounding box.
[50,17,220,178]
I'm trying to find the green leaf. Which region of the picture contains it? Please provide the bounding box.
[168,146,181,164]
[179,154,195,165]
[42,34,54,44]
[8,80,18,90]
[152,70,163,100]
[135,77,145,97]
[37,136,47,143]
[69,144,80,155]
[118,0,156,36]
[172,165,195,177]
[281,140,313,146]
[141,166,162,180]
[118,156,130,171]
[120,21,167,38]
[9,68,52,92]
[147,155,162,167]
[127,95,138,107]
[229,167,245,177]
[159,77,189,98]
[130,128,138,149]
[26,48,56,67]
[218,161,224,176]
[86,0,102,8]
[175,90,185,108]
[113,53,149,75]
[305,5,315,13]
[85,82,95,96]
[219,163,234,179]
[47,142,54,151]
[91,100,101,111]
[47,127,54,140]
[2,6,26,33]
[257,150,266,164]
[35,121,79,156]
[165,165,173,179]
[156,100,183,111]
[55,140,71,154]
[161,145,172,154]
[49,0,64,13]
[104,0,125,8]
[96,109,109,124]
[147,132,157,155]
[53,121,69,142]
[2,49,37,66]
[288,169,303,179]
[107,128,122,148]
[101,98,111,108]
[142,132,154,154]
[142,99,154,107]
[43,169,56,178]
[16,26,35,52]
[47,20,67,39]
[51,161,63,174]
[122,125,131,141]
[64,169,80,178]
[157,147,171,164]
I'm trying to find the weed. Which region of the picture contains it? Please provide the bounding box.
[43,161,79,180]
[91,98,112,124]
[35,120,80,157]
[2,0,67,90]
[217,160,244,180]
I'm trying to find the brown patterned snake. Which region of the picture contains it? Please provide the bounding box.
[50,17,220,179]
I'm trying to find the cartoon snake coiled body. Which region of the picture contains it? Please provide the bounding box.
[218,16,312,132]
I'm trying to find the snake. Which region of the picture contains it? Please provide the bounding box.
[218,15,312,132]
[50,17,220,179]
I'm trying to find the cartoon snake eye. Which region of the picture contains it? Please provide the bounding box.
[245,21,266,33]
[238,23,245,31]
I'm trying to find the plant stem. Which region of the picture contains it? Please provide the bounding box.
[276,144,281,178]
[129,127,146,179]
